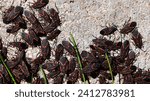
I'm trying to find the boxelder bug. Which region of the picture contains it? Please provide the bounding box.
[41,38,51,59]
[59,56,69,74]
[131,29,143,49]
[47,29,61,40]
[100,25,117,35]
[120,40,130,59]
[32,0,49,9]
[38,9,52,24]
[9,42,28,51]
[62,40,76,56]
[3,6,23,24]
[55,44,64,61]
[49,8,61,26]
[120,20,137,34]
[21,28,41,47]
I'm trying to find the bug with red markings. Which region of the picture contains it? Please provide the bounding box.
[6,50,25,69]
[2,6,14,24]
[24,10,39,24]
[38,9,52,24]
[125,51,136,66]
[9,42,28,51]
[6,24,21,34]
[13,15,27,29]
[62,40,76,56]
[12,68,24,83]
[82,62,101,75]
[47,29,61,40]
[42,61,59,71]
[131,29,143,49]
[59,56,69,74]
[120,40,130,59]
[29,56,45,76]
[55,44,64,61]
[41,38,51,59]
[81,50,98,63]
[67,58,76,75]
[21,28,41,47]
[43,61,60,78]
[18,61,30,78]
[32,0,49,9]
[120,19,137,34]
[67,69,79,84]
[43,22,58,34]
[49,8,61,26]
[24,11,46,36]
[92,37,108,46]
[111,41,122,51]
[32,22,46,36]
[100,25,117,35]
[89,45,106,57]
[3,6,23,24]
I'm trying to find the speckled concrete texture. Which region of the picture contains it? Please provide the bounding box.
[0,0,150,69]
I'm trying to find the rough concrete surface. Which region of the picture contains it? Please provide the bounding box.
[0,0,150,83]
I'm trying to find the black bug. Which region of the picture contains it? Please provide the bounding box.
[24,10,39,24]
[43,22,58,34]
[21,28,41,47]
[62,40,76,56]
[38,9,52,24]
[81,50,98,63]
[13,15,27,29]
[125,51,136,66]
[32,0,49,9]
[3,6,24,24]
[100,25,117,35]
[120,40,130,59]
[41,38,51,59]
[55,44,64,61]
[59,56,69,74]
[67,58,76,75]
[131,29,143,49]
[49,8,61,26]
[6,24,21,34]
[9,42,28,51]
[120,20,137,34]
[47,29,61,40]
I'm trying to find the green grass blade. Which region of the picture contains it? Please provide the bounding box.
[69,33,87,83]
[39,65,48,84]
[0,54,17,84]
[105,53,114,84]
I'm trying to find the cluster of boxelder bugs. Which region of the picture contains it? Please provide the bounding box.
[0,0,150,84]
[84,19,150,84]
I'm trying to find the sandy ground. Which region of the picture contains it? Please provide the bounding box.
[0,0,150,83]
